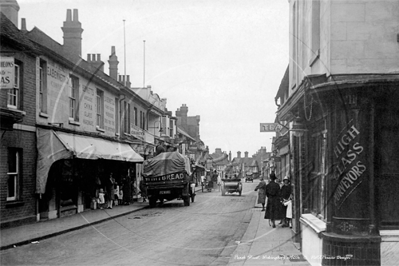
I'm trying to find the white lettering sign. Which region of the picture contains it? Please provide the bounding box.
[0,57,15,89]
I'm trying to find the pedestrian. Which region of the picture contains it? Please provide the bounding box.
[254,177,267,211]
[106,173,115,209]
[264,172,283,228]
[114,183,119,206]
[139,179,147,202]
[280,176,292,227]
[98,188,105,209]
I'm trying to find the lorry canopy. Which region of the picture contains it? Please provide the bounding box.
[143,151,191,177]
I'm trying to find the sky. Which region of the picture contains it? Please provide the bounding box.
[18,0,289,157]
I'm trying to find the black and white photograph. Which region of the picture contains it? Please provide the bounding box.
[1,0,398,265]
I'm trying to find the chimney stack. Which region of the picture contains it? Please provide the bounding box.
[237,151,241,158]
[126,75,131,88]
[87,54,104,72]
[62,9,83,57]
[245,151,248,158]
[108,46,119,80]
[0,0,20,27]
[229,151,232,162]
[21,18,27,32]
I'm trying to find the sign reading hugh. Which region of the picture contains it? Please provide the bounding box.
[0,57,15,89]
[260,123,282,132]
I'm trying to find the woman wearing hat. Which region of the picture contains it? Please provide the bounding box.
[264,172,283,227]
[280,176,292,227]
[254,177,267,211]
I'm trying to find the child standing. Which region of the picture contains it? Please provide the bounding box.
[98,188,105,209]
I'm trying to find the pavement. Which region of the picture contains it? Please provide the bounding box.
[0,188,311,266]
[225,207,311,266]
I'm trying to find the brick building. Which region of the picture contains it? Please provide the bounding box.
[0,0,180,227]
[0,7,39,228]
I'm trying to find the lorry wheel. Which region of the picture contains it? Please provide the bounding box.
[184,196,190,206]
[149,198,157,208]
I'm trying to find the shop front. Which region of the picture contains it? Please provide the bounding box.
[36,127,143,220]
[276,74,399,266]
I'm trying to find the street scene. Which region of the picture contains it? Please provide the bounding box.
[1,182,307,266]
[1,0,399,266]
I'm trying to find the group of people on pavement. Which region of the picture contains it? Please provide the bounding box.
[96,173,148,209]
[255,171,292,228]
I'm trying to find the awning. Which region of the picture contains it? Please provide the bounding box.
[36,128,143,194]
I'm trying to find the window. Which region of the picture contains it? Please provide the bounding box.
[170,119,174,137]
[123,102,130,134]
[69,75,79,121]
[96,89,104,129]
[140,111,143,130]
[39,60,47,113]
[7,63,20,109]
[292,2,297,86]
[115,98,119,134]
[7,149,21,201]
[134,107,138,126]
[310,0,320,66]
[308,131,327,220]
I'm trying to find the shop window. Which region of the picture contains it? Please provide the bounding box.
[7,148,21,201]
[96,89,104,129]
[69,75,79,121]
[7,63,21,109]
[39,59,47,114]
[308,131,326,220]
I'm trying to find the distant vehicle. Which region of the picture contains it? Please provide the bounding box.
[221,178,242,196]
[245,176,253,182]
[142,151,195,207]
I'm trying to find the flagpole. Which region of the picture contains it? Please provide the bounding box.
[123,19,126,86]
[143,40,146,88]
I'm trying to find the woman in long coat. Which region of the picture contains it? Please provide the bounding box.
[264,173,283,227]
[254,177,267,211]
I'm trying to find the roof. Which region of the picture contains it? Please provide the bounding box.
[0,12,39,54]
[177,127,196,142]
[275,65,289,101]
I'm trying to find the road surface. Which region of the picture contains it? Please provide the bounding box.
[1,180,260,266]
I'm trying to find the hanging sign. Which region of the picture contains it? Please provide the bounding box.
[260,123,282,132]
[0,57,15,89]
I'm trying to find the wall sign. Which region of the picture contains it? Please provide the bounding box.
[0,57,15,89]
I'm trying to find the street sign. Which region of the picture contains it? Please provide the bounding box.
[0,57,15,89]
[260,123,282,132]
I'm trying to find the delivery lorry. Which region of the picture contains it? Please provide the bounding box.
[142,151,195,207]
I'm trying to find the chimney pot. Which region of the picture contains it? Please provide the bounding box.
[97,54,101,61]
[21,18,27,31]
[87,54,91,61]
[73,9,79,21]
[66,9,72,21]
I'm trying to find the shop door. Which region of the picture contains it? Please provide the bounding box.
[376,101,399,229]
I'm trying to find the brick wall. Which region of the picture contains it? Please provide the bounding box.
[0,50,37,228]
